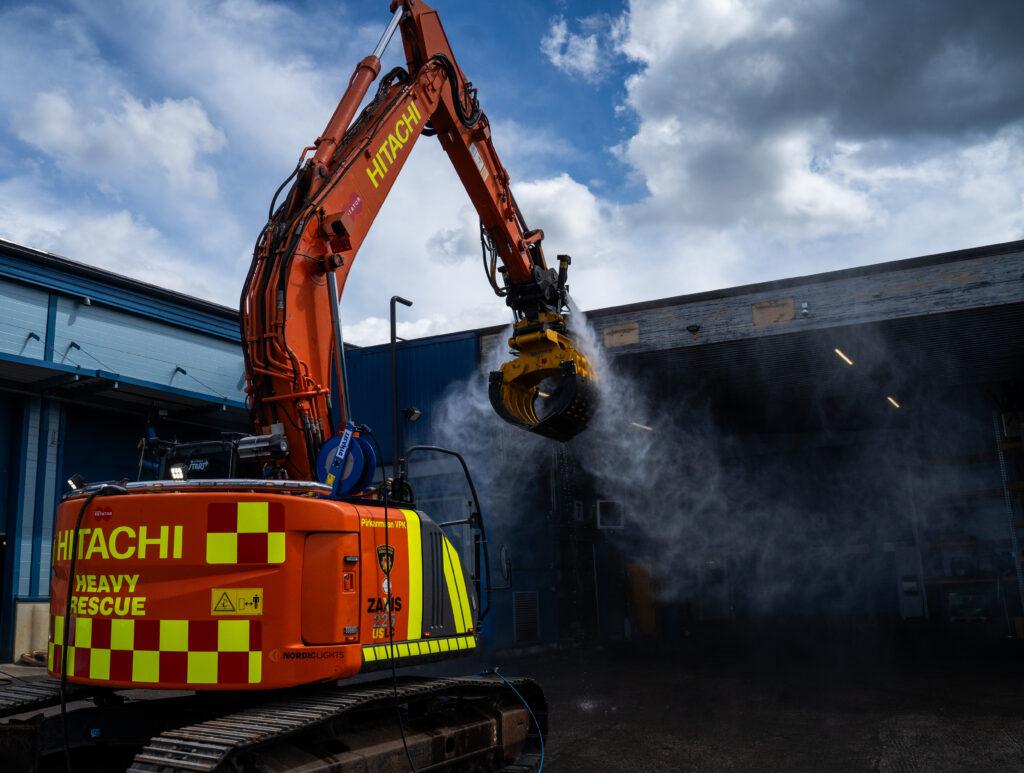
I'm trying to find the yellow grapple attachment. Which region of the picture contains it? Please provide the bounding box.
[488,312,597,441]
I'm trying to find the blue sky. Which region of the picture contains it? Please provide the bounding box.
[2,0,1023,344]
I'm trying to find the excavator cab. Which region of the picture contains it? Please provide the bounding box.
[489,311,598,442]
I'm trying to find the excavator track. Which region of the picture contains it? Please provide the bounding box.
[0,674,545,772]
[128,674,544,772]
[0,674,94,718]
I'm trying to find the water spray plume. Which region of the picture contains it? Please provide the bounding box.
[431,300,954,625]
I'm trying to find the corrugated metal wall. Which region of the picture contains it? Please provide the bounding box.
[0,242,250,658]
[343,331,479,464]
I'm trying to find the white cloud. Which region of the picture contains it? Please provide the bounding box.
[513,173,609,261]
[425,205,480,266]
[344,313,459,348]
[13,89,225,197]
[337,141,513,342]
[487,119,580,176]
[0,0,352,311]
[0,176,222,300]
[518,0,1024,311]
[853,126,1024,257]
[615,0,793,62]
[766,131,884,239]
[68,0,377,167]
[2,0,1022,353]
[607,0,1024,259]
[540,16,609,82]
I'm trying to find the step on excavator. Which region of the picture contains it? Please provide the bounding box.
[0,1,597,770]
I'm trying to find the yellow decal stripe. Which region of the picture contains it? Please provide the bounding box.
[403,510,423,642]
[440,536,465,633]
[441,536,473,633]
[363,636,474,663]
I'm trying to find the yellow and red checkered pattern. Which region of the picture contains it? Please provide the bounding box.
[206,501,285,565]
[49,615,262,685]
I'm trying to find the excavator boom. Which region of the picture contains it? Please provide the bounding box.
[34,5,581,769]
[242,0,596,482]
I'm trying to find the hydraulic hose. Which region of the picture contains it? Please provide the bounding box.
[60,483,127,773]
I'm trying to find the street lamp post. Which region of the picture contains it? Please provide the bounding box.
[400,405,422,474]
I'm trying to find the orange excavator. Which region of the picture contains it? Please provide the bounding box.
[3,1,596,770]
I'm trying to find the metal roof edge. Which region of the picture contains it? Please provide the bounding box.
[346,329,480,356]
[0,238,240,340]
[470,240,1024,339]
[580,239,1024,320]
[0,350,246,408]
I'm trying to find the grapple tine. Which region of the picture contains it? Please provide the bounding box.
[488,371,533,430]
[487,314,598,442]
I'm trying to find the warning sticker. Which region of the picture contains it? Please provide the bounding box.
[211,588,263,616]
[469,143,489,181]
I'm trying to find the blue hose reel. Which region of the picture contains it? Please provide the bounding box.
[316,423,378,497]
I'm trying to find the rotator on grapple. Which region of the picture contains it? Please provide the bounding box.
[488,253,597,443]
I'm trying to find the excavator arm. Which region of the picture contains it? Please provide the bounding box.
[242,0,597,482]
[37,6,566,754]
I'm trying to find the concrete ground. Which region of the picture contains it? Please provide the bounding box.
[7,625,1024,771]
[502,626,1024,772]
[0,662,45,680]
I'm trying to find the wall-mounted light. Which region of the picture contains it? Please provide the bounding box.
[887,397,900,408]
[834,348,853,365]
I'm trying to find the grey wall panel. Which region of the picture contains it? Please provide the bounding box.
[0,239,239,341]
[0,279,48,360]
[586,249,1024,358]
[52,297,244,401]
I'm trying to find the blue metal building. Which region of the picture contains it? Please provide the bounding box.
[5,234,1021,663]
[0,237,557,663]
[0,238,249,660]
